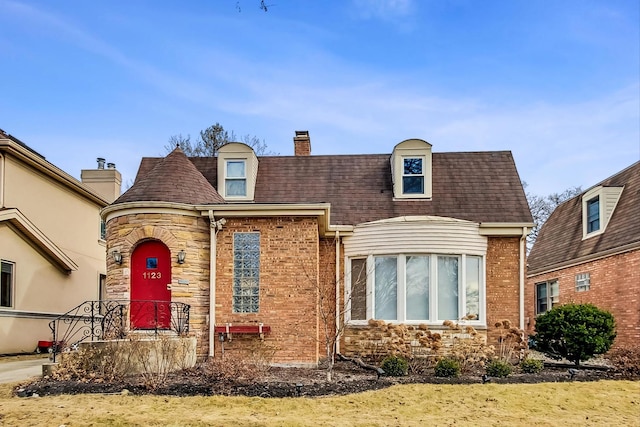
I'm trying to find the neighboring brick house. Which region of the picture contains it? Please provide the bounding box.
[0,129,120,354]
[526,161,640,348]
[103,132,533,366]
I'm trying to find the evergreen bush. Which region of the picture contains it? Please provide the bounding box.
[533,303,616,366]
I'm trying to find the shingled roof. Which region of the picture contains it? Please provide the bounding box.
[528,161,640,274]
[114,147,224,205]
[130,149,532,225]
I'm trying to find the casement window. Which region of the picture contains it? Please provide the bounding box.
[225,160,247,197]
[347,254,483,324]
[586,197,600,233]
[535,280,559,314]
[233,232,260,313]
[575,273,590,292]
[100,220,107,240]
[1,261,14,308]
[402,157,425,195]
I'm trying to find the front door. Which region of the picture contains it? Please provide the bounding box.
[130,240,171,329]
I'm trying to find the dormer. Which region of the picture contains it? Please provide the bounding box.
[582,185,624,239]
[217,143,258,201]
[391,139,432,199]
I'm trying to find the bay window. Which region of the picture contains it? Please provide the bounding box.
[347,253,484,324]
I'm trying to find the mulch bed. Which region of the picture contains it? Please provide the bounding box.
[14,361,638,398]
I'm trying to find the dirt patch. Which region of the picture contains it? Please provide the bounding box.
[14,360,638,398]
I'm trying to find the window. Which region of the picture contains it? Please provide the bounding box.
[225,160,247,197]
[1,261,14,308]
[348,254,482,323]
[536,280,559,314]
[402,157,424,194]
[233,233,260,313]
[350,258,367,321]
[586,197,600,233]
[100,220,106,240]
[575,273,590,292]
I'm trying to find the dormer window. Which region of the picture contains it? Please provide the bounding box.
[217,143,258,201]
[403,157,425,194]
[582,186,623,239]
[391,139,432,199]
[586,196,600,233]
[225,160,247,197]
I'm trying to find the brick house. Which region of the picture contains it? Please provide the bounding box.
[526,161,640,348]
[103,132,533,366]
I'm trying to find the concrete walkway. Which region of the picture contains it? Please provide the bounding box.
[0,356,48,384]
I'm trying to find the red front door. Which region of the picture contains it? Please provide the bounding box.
[130,240,171,329]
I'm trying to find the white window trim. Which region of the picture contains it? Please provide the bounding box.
[401,156,426,196]
[224,159,247,199]
[1,260,15,309]
[535,279,559,315]
[345,253,485,326]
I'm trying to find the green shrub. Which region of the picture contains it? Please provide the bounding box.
[520,358,544,374]
[533,303,616,366]
[486,360,512,377]
[434,358,461,378]
[381,355,408,377]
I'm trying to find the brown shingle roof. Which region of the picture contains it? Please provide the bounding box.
[130,150,531,225]
[114,147,224,205]
[528,161,640,274]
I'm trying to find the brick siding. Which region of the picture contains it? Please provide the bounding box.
[526,248,640,348]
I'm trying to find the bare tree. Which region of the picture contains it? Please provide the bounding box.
[165,123,277,156]
[524,182,582,251]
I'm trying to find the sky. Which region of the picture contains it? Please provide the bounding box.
[0,0,638,196]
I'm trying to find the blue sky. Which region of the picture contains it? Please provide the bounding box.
[1,0,638,195]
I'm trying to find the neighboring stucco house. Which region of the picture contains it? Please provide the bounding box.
[526,161,640,348]
[103,132,533,366]
[0,129,120,354]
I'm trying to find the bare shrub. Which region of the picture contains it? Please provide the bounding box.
[445,319,494,374]
[53,341,134,382]
[203,356,263,381]
[493,320,527,364]
[607,346,640,376]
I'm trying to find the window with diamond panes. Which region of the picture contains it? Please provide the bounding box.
[233,233,260,313]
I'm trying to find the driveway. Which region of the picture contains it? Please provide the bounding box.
[0,356,48,384]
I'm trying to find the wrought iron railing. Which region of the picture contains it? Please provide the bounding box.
[48,300,190,362]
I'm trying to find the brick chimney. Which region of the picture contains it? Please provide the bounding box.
[294,130,311,156]
[81,157,122,203]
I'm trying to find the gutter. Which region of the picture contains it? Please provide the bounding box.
[0,152,4,207]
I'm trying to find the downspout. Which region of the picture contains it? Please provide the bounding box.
[519,226,527,330]
[335,231,340,354]
[208,211,217,357]
[0,153,4,208]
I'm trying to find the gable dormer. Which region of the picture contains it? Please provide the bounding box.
[217,143,258,201]
[582,185,624,239]
[391,139,432,199]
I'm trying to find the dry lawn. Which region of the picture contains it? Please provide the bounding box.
[0,380,638,426]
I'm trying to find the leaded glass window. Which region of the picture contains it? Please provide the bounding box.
[233,233,260,313]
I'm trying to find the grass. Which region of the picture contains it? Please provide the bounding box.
[0,381,638,426]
